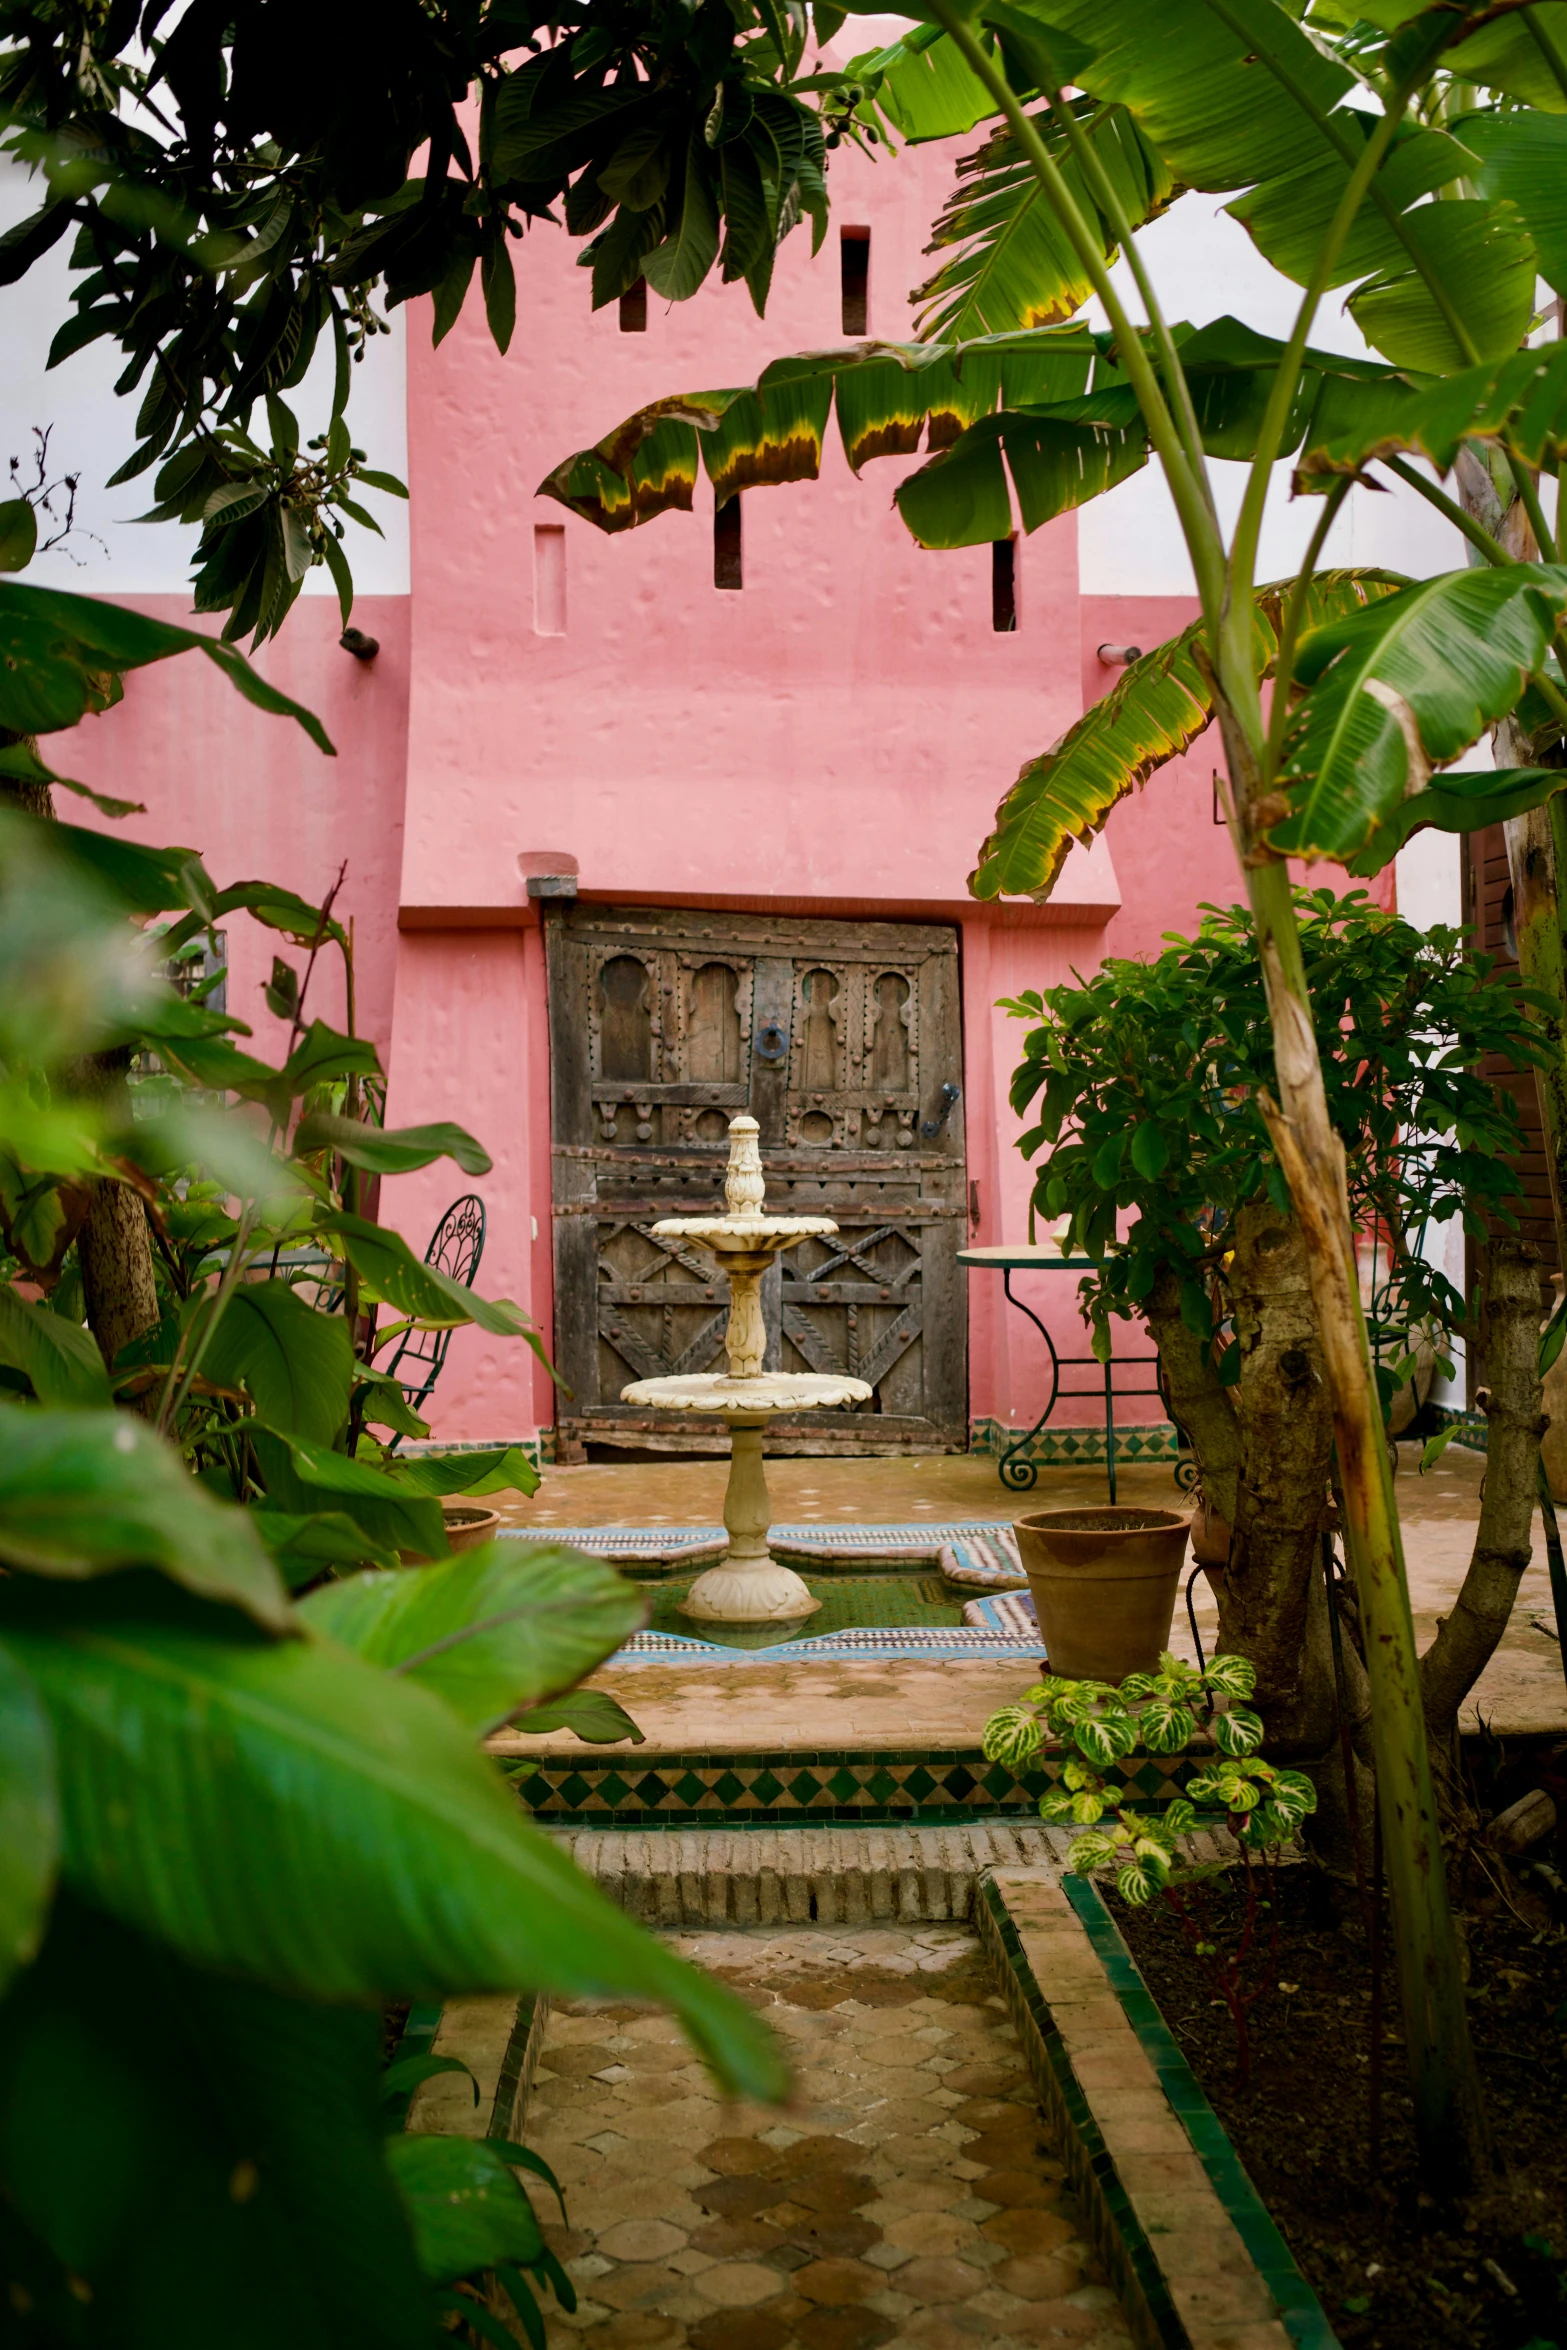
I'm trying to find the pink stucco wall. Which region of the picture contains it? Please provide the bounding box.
[48,135,1371,1456]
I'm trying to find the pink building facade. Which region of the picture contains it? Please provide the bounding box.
[51,125,1399,1462]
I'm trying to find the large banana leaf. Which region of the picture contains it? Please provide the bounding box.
[876,0,1530,369]
[845,22,999,142]
[538,324,1103,533]
[1274,565,1567,861]
[299,1541,647,1737]
[1345,767,1567,877]
[969,570,1405,901]
[540,318,1396,548]
[1298,342,1567,485]
[1457,108,1567,297]
[0,1576,785,2100]
[0,1895,432,2350]
[912,99,1177,343]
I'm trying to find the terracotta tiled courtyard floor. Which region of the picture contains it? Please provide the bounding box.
[523,1924,1133,2350]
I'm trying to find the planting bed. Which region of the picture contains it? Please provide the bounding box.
[1114,1868,1567,2350]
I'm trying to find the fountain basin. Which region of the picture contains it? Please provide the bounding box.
[619,1114,873,1623]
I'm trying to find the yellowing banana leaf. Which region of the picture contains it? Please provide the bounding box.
[536,326,1104,531]
[913,98,1177,344]
[1299,341,1567,484]
[541,319,1414,549]
[969,570,1406,902]
[1274,565,1567,863]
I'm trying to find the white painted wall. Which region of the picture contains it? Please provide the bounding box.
[0,153,410,598]
[1081,196,1477,594]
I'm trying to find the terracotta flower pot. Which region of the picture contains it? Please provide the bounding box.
[441,1501,500,1553]
[1013,1506,1192,1683]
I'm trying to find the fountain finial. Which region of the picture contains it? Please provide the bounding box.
[724,1114,767,1219]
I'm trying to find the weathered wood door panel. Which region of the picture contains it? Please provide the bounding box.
[545,905,967,1455]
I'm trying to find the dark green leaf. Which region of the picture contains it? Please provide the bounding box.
[0,582,334,751]
[0,1893,432,2347]
[253,1507,402,1582]
[299,1541,646,1734]
[252,1428,448,1562]
[0,499,38,574]
[293,1113,492,1178]
[0,1410,291,1629]
[202,1281,355,1445]
[323,1212,549,1355]
[389,2136,545,2283]
[509,1688,646,1744]
[0,1288,110,1408]
[0,1641,58,1996]
[386,1446,540,1499]
[1,1576,787,2097]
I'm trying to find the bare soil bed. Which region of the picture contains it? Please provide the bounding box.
[1114,1866,1567,2350]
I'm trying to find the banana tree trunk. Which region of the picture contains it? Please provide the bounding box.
[1240,837,1492,2196]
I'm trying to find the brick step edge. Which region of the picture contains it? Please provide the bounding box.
[546,1821,1240,1929]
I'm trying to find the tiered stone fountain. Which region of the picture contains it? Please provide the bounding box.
[621,1115,871,1623]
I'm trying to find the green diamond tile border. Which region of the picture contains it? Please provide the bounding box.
[969,1414,1182,1467]
[508,1743,1207,1825]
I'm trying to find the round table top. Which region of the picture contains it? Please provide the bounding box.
[957,1244,1096,1269]
[621,1371,873,1414]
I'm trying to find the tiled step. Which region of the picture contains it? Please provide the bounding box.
[549,1820,1238,1927]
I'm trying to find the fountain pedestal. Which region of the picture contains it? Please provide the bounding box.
[620,1118,871,1623]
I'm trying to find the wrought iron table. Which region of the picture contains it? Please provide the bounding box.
[957,1244,1166,1502]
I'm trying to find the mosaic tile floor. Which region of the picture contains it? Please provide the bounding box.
[521,1923,1135,2350]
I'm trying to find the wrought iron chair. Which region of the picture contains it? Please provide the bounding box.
[382,1194,487,1447]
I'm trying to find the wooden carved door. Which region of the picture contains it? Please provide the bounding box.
[545,904,967,1456]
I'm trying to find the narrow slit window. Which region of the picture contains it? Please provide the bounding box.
[841,227,870,336]
[714,494,743,591]
[533,524,566,635]
[619,276,647,332]
[991,537,1017,633]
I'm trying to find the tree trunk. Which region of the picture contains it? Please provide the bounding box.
[4,742,162,1380]
[1145,1263,1241,1527]
[1420,1238,1544,1764]
[68,1047,160,1375]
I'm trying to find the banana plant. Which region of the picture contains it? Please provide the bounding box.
[540,0,1567,2195]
